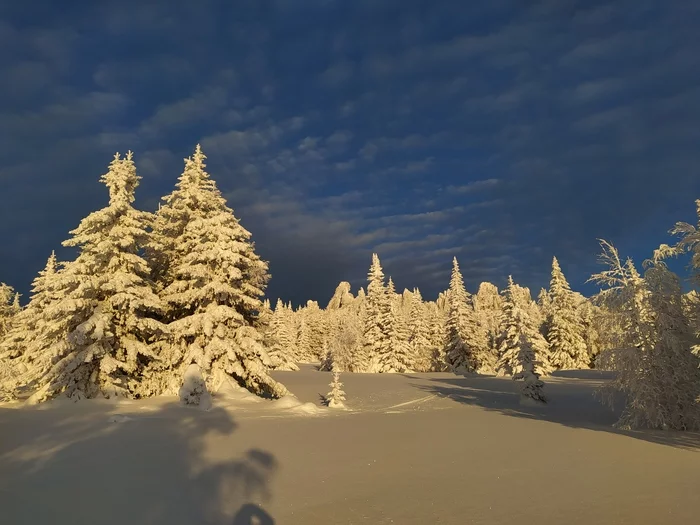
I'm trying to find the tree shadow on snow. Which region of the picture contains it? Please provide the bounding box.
[549,369,617,380]
[0,400,278,524]
[408,375,700,451]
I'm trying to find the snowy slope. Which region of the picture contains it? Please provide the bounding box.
[1,366,699,525]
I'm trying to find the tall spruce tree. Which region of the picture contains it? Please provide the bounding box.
[408,289,433,372]
[267,299,299,371]
[0,252,60,362]
[0,283,19,339]
[383,288,414,373]
[152,145,287,398]
[547,257,588,369]
[444,257,483,373]
[6,153,166,402]
[473,282,502,374]
[357,253,390,372]
[496,276,547,402]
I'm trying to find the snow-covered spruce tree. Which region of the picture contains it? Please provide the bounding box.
[546,257,588,370]
[496,276,547,402]
[536,287,551,317]
[496,276,551,378]
[515,283,553,375]
[514,333,547,403]
[0,252,61,364]
[296,316,313,362]
[384,294,414,373]
[7,153,167,402]
[536,287,552,339]
[357,253,390,372]
[152,145,287,398]
[303,301,328,362]
[0,282,20,393]
[379,277,413,372]
[574,294,603,367]
[473,282,502,374]
[589,240,700,430]
[408,289,433,372]
[444,257,485,373]
[266,299,299,371]
[427,296,449,371]
[322,309,362,372]
[0,283,19,339]
[325,369,346,408]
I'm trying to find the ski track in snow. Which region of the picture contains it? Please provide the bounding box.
[385,394,437,410]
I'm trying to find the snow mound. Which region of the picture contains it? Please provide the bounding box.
[291,402,325,415]
[271,395,304,410]
[214,378,264,404]
[270,395,325,415]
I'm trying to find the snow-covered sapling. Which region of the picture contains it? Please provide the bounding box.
[179,363,213,410]
[325,369,346,408]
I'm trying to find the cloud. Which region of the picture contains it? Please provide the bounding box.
[139,86,230,139]
[447,179,500,194]
[319,61,355,86]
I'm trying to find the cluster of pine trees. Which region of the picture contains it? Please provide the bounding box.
[0,146,288,403]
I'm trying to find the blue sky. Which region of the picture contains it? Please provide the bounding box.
[1,0,699,306]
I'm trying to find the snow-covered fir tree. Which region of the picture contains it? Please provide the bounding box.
[514,333,547,404]
[408,289,433,372]
[590,240,700,430]
[0,252,60,362]
[546,257,589,369]
[536,287,551,316]
[444,257,484,373]
[428,294,449,371]
[0,282,20,392]
[296,315,314,362]
[266,299,299,371]
[325,369,346,408]
[383,290,414,373]
[5,153,167,403]
[179,363,212,410]
[151,145,287,398]
[321,290,363,372]
[301,301,328,362]
[496,276,547,402]
[377,277,413,372]
[473,282,502,374]
[0,283,19,338]
[357,253,390,372]
[575,294,602,367]
[496,276,551,378]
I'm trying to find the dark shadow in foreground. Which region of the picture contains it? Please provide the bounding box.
[0,399,277,524]
[408,374,700,450]
[233,503,275,524]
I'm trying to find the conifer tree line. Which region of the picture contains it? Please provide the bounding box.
[261,217,700,426]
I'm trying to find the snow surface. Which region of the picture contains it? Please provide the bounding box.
[2,364,699,524]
